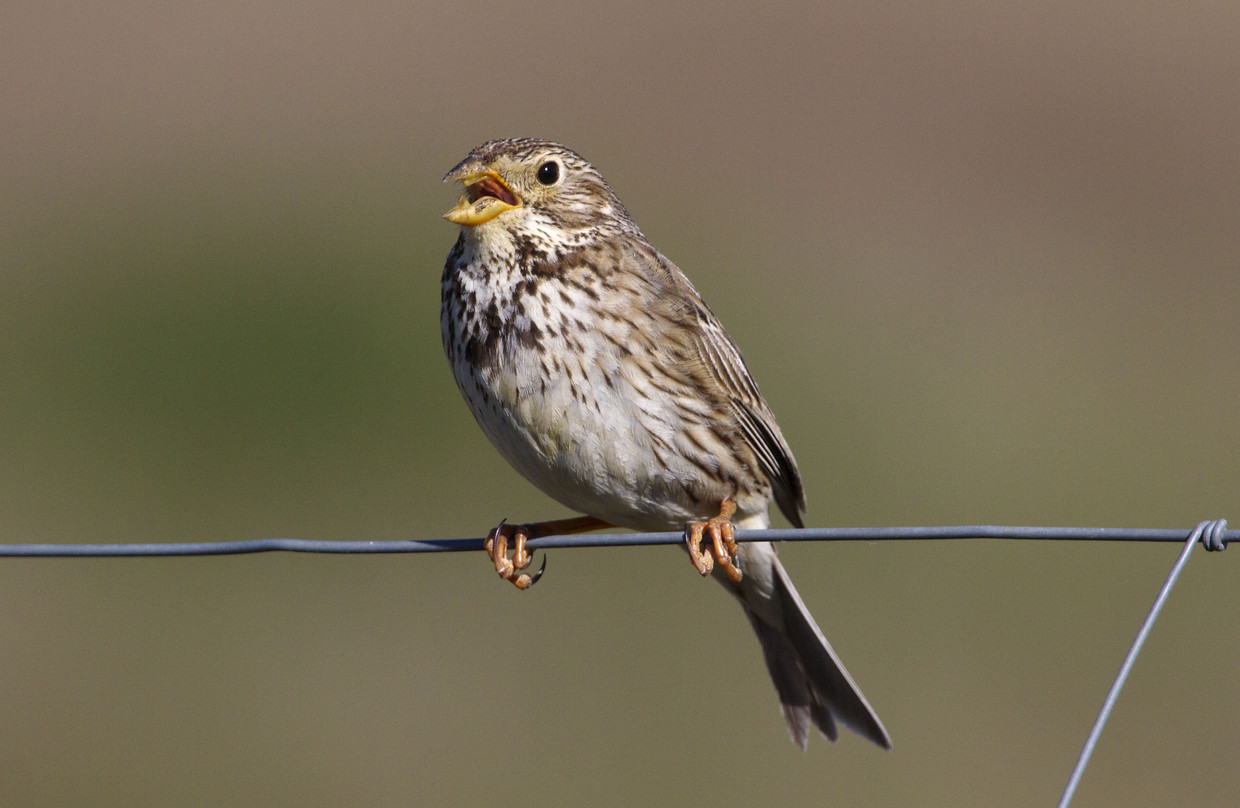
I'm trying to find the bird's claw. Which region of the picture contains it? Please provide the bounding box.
[484,520,545,590]
[685,498,742,582]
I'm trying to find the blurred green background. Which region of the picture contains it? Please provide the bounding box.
[2,2,1237,806]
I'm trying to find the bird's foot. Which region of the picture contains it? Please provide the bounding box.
[483,515,612,590]
[485,520,544,590]
[685,498,742,582]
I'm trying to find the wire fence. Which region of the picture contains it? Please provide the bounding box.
[1,519,1231,808]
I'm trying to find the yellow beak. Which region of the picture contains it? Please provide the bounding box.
[442,170,521,226]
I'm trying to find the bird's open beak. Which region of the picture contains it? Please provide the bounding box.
[442,169,521,226]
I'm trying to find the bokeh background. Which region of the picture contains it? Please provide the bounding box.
[3,2,1237,806]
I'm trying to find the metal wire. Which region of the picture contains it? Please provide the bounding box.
[1055,519,1227,808]
[0,523,1234,557]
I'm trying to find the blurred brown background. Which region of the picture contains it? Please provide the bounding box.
[2,2,1236,806]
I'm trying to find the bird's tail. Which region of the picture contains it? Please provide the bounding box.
[730,541,891,750]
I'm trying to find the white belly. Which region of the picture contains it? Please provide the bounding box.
[457,341,724,531]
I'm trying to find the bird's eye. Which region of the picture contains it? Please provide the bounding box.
[536,161,560,185]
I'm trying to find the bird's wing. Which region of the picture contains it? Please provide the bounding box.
[690,312,806,527]
[622,239,807,525]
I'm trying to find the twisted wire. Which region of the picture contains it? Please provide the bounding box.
[1056,519,1227,808]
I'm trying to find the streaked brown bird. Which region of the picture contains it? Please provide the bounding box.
[440,138,890,750]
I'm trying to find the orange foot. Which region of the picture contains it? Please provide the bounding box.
[484,515,612,590]
[484,521,541,590]
[685,498,742,583]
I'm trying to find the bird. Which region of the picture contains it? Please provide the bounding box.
[439,138,890,750]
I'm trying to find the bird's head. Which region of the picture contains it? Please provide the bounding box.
[442,139,636,245]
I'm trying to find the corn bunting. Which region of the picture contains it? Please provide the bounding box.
[440,138,889,750]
